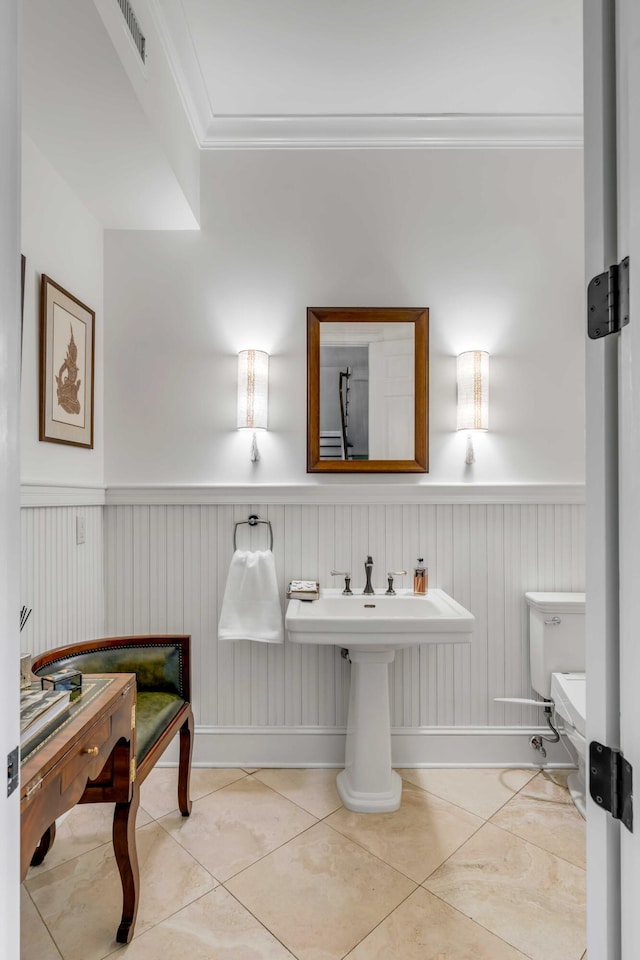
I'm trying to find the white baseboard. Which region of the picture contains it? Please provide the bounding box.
[158,724,574,768]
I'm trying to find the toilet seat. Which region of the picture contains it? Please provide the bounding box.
[550,671,586,737]
[551,671,587,819]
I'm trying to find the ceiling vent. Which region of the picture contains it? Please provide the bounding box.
[116,0,146,63]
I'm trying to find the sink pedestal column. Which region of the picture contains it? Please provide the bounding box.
[337,648,402,813]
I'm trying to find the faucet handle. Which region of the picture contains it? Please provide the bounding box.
[385,571,407,596]
[330,570,353,595]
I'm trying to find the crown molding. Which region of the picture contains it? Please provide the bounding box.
[147,3,583,151]
[146,0,212,145]
[200,114,584,151]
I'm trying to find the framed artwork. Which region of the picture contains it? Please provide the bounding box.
[39,274,95,448]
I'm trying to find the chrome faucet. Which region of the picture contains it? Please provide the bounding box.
[363,555,375,595]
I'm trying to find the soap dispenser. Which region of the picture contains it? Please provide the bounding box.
[413,558,427,595]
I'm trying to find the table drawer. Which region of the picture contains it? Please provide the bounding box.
[60,715,112,792]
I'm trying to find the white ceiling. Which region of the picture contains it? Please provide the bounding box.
[21,0,583,229]
[154,0,583,147]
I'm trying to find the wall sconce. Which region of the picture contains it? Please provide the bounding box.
[237,349,269,462]
[456,350,489,464]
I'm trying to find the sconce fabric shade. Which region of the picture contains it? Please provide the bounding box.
[237,350,269,430]
[457,351,489,431]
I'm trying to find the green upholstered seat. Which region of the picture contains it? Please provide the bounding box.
[135,692,185,763]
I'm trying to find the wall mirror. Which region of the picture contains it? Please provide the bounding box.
[307,307,429,473]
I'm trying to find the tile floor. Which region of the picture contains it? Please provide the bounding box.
[22,766,587,960]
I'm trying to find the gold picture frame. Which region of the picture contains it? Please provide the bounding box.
[39,275,95,448]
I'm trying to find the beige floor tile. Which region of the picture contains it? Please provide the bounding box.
[399,767,537,819]
[103,887,296,959]
[26,803,152,876]
[345,887,529,959]
[424,821,586,960]
[226,821,416,960]
[527,769,575,803]
[326,780,483,882]
[159,775,317,881]
[253,768,342,818]
[25,822,216,960]
[139,765,247,820]
[21,887,62,960]
[491,770,586,868]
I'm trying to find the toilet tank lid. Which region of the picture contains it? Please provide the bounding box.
[525,591,585,613]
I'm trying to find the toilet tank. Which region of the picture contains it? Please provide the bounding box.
[525,592,586,697]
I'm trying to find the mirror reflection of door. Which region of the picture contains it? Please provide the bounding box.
[319,322,415,461]
[368,331,414,459]
[319,346,369,459]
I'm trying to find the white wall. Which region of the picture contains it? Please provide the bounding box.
[20,133,104,486]
[1,1,21,955]
[105,148,585,485]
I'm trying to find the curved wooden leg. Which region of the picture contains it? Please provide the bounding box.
[114,781,140,944]
[30,821,56,867]
[178,709,193,817]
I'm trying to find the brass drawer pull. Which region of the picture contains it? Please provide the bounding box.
[83,746,99,756]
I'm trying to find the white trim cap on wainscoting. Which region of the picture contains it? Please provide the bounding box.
[20,483,585,508]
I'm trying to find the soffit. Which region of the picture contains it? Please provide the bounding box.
[23,0,199,229]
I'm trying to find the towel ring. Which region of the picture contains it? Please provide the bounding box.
[233,514,274,551]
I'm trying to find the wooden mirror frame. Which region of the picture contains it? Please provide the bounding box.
[307,307,429,473]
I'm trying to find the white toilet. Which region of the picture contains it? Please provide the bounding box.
[525,591,587,818]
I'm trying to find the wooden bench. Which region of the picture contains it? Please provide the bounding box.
[32,635,194,822]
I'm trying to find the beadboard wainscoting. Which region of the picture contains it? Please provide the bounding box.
[101,496,584,767]
[20,505,105,656]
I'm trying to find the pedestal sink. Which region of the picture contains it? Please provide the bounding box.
[285,589,474,813]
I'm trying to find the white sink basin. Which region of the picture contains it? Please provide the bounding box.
[285,588,474,648]
[285,587,474,814]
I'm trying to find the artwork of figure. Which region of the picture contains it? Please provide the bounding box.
[55,323,82,416]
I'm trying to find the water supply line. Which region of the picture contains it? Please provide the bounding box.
[494,697,561,759]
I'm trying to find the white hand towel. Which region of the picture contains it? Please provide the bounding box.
[218,549,284,644]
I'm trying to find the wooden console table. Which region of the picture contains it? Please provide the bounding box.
[21,674,140,943]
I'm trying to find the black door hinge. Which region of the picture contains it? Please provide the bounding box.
[7,746,18,797]
[589,741,633,832]
[587,256,630,339]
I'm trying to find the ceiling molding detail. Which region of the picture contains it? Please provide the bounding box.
[146,0,213,145]
[148,2,582,151]
[199,113,583,151]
